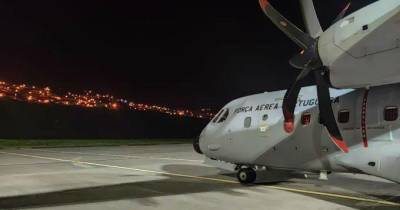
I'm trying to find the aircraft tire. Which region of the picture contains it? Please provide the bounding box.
[237,168,256,184]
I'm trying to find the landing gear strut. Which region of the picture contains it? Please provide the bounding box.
[237,167,256,184]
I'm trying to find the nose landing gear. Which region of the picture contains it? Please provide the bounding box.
[236,167,256,184]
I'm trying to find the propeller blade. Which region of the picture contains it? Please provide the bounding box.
[314,69,349,153]
[259,0,315,50]
[289,42,321,70]
[259,0,348,153]
[332,2,351,24]
[282,69,312,133]
[300,0,323,38]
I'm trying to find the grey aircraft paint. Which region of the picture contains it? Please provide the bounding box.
[199,84,400,183]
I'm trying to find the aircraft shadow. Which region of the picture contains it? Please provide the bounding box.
[1,164,399,209]
[0,164,244,209]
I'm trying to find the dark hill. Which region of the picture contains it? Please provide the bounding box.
[0,100,208,139]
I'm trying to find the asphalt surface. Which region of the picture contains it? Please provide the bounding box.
[0,144,399,210]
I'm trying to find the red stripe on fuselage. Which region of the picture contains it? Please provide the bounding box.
[361,89,369,147]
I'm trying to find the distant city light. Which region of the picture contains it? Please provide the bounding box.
[111,103,118,109]
[0,80,215,119]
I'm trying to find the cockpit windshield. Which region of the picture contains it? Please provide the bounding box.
[217,109,229,123]
[212,109,224,123]
[211,108,230,124]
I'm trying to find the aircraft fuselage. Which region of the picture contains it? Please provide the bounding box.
[198,84,400,183]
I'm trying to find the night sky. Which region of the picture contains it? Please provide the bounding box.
[0,0,377,109]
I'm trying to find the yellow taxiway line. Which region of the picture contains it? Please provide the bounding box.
[0,151,399,207]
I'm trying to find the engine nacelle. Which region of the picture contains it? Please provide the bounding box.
[319,0,400,89]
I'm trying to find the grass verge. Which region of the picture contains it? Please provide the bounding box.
[0,139,193,149]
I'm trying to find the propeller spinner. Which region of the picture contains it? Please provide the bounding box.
[259,0,350,153]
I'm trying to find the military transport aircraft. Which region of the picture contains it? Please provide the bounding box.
[193,0,400,184]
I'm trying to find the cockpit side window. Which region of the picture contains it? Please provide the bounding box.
[217,109,229,123]
[212,109,224,123]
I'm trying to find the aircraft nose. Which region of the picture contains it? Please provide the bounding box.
[193,136,203,154]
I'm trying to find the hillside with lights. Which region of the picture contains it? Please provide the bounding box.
[0,81,211,139]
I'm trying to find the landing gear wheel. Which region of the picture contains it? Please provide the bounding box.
[237,168,256,184]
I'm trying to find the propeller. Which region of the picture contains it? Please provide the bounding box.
[259,0,349,153]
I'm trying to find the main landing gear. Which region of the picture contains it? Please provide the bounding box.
[236,167,256,184]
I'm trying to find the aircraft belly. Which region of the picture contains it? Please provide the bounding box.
[254,110,329,171]
[219,128,277,164]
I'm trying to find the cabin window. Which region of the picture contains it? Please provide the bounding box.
[384,106,398,122]
[338,109,350,123]
[262,114,268,121]
[301,112,311,126]
[217,109,229,123]
[244,117,252,128]
[212,109,224,123]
